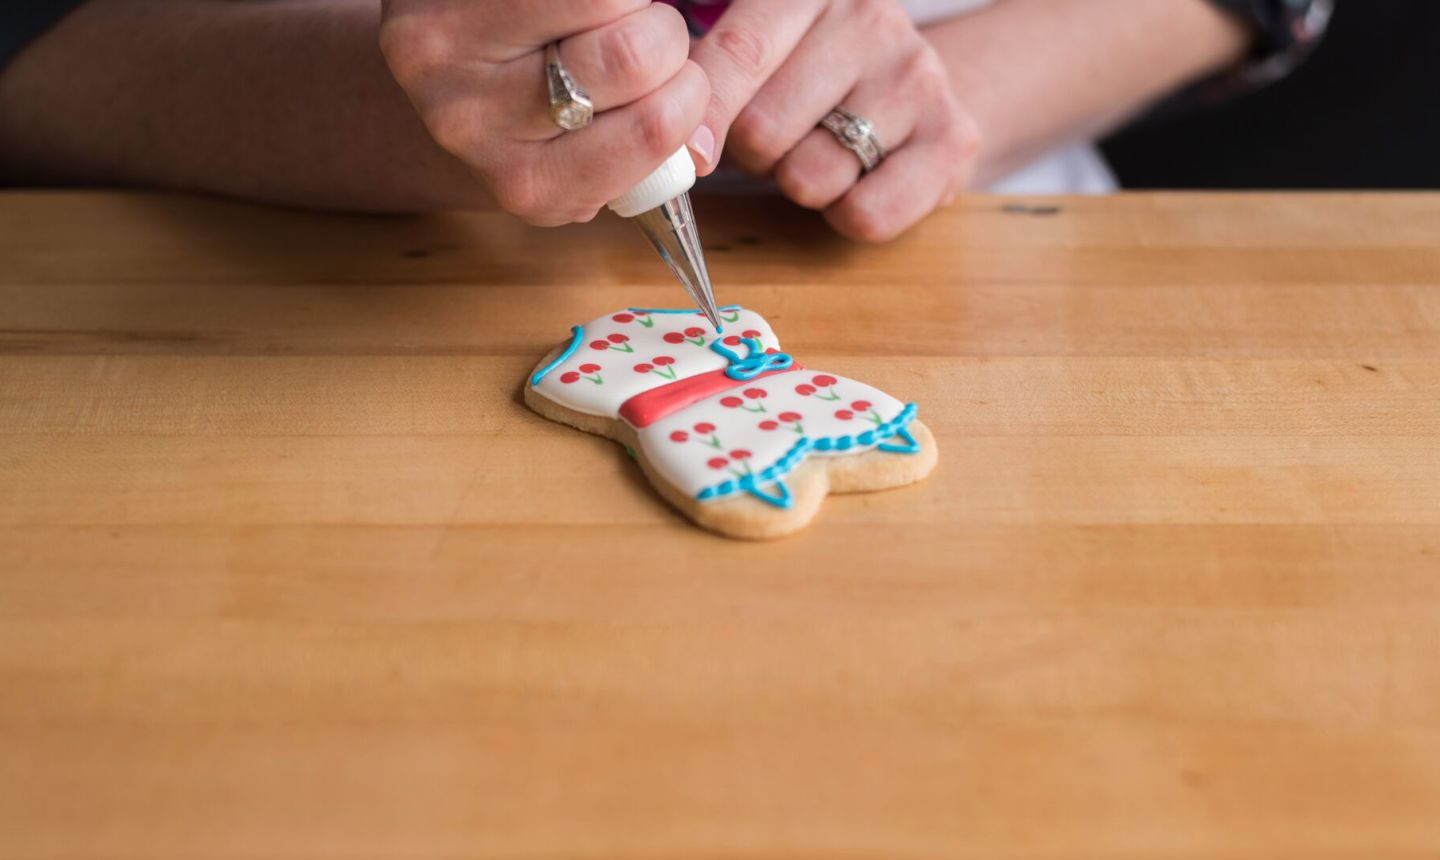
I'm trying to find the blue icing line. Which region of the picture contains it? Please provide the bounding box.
[529,325,584,387]
[710,337,793,380]
[695,403,922,503]
[877,426,921,454]
[627,306,742,314]
[741,476,793,509]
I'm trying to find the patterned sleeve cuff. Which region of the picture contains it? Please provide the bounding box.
[1205,0,1335,87]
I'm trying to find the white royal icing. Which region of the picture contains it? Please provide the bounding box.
[530,307,779,418]
[530,306,919,505]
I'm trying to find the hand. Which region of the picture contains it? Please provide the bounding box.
[689,0,977,241]
[378,0,712,225]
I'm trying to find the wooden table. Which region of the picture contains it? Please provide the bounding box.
[3,191,1440,858]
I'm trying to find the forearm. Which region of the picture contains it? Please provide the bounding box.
[0,0,486,211]
[924,0,1250,187]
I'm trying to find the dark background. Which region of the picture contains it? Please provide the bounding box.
[1104,0,1440,189]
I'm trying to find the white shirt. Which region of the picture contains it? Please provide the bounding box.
[902,0,1116,193]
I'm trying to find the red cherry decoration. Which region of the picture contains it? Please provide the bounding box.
[730,449,752,460]
[813,374,837,386]
[758,420,779,431]
[634,363,653,373]
[612,313,634,323]
[707,457,728,470]
[851,400,872,411]
[742,329,761,338]
[590,340,610,351]
[779,411,802,422]
[607,333,628,344]
[834,409,854,420]
[579,363,600,373]
[663,332,685,344]
[743,388,766,400]
[684,326,705,337]
[559,371,580,384]
[694,422,715,433]
[795,384,816,396]
[723,335,742,346]
[653,356,675,366]
[670,430,689,443]
[720,396,743,408]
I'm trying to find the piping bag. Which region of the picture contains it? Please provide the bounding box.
[606,147,724,332]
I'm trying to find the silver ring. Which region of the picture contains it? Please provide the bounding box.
[545,42,593,131]
[820,107,885,173]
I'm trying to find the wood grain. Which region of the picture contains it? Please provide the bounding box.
[3,191,1440,858]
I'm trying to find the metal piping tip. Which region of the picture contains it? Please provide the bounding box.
[630,192,723,332]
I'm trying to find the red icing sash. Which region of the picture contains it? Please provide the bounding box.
[619,363,803,428]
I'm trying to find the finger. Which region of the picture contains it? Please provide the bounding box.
[773,83,920,212]
[723,17,859,176]
[380,0,648,66]
[686,0,826,175]
[824,112,977,242]
[501,4,692,141]
[524,60,711,220]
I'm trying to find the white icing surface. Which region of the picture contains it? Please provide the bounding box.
[530,306,914,502]
[635,369,906,498]
[531,308,778,417]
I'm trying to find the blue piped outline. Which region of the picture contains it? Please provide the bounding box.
[878,426,920,454]
[529,325,584,387]
[627,305,741,314]
[710,336,793,381]
[744,480,792,509]
[696,402,921,505]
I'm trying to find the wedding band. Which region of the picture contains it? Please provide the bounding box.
[545,42,593,131]
[820,107,885,173]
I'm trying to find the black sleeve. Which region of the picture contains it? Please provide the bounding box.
[1,0,90,71]
[1204,0,1334,85]
[1103,0,1440,189]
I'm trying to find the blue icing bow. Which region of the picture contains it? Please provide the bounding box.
[710,337,793,380]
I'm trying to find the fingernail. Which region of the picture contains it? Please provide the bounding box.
[687,125,715,168]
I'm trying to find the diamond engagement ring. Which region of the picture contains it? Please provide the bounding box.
[820,107,886,173]
[545,42,593,131]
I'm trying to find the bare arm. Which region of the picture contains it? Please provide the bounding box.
[924,0,1251,188]
[0,0,1249,218]
[0,0,487,211]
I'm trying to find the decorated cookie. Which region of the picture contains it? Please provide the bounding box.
[524,306,937,539]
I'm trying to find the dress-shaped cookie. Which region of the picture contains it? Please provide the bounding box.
[525,306,937,539]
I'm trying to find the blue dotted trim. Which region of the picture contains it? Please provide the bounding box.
[529,325,584,387]
[696,402,921,504]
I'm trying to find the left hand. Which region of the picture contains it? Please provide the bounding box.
[688,0,979,242]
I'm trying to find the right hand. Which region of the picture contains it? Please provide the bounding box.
[379,0,712,226]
